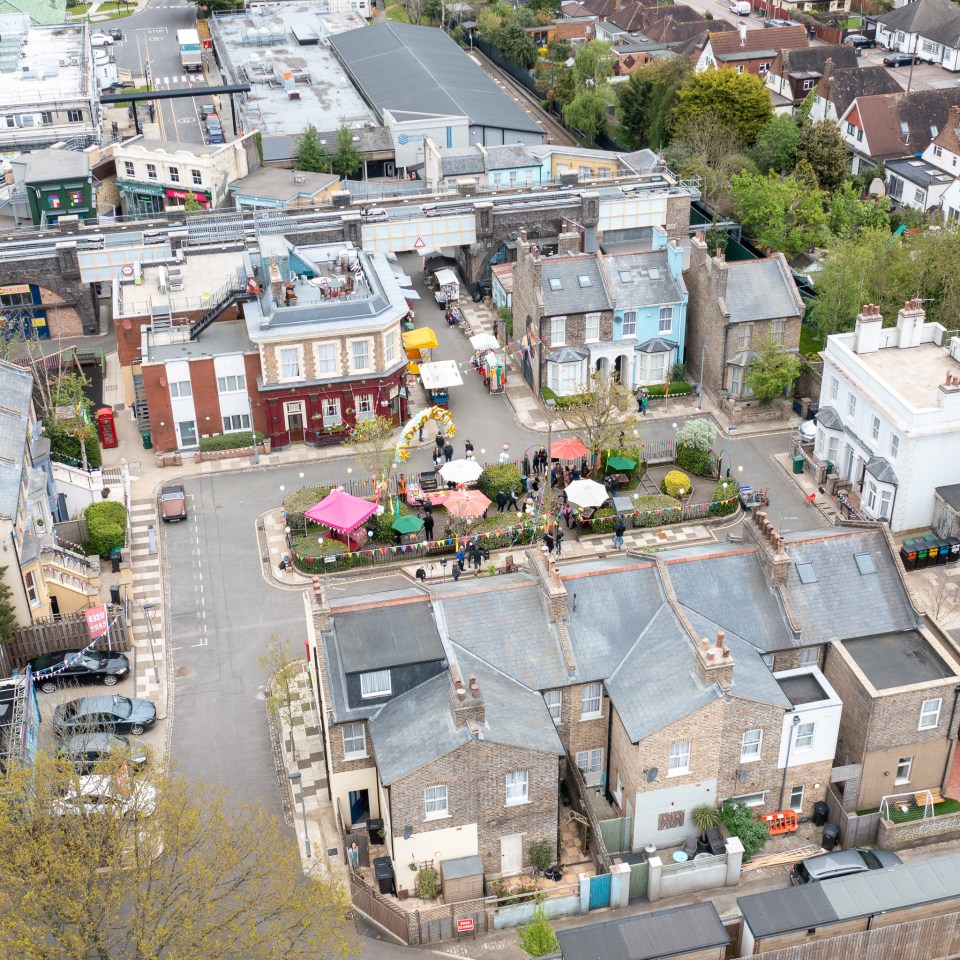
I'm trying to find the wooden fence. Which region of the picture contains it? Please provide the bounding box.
[349,873,415,945]
[414,896,491,944]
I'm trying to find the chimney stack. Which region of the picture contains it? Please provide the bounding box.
[694,627,734,690]
[452,672,485,727]
[854,303,883,355]
[896,298,926,350]
[741,507,792,586]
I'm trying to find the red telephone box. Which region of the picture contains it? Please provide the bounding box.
[97,407,118,448]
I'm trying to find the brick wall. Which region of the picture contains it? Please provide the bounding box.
[244,352,268,436]
[682,236,728,398]
[141,363,176,452]
[390,739,559,877]
[327,717,378,778]
[877,809,960,850]
[557,682,609,765]
[259,327,394,388]
[189,357,223,437]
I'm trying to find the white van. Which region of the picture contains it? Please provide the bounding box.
[730,1,751,14]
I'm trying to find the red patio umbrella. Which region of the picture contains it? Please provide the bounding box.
[552,437,589,460]
[444,489,491,518]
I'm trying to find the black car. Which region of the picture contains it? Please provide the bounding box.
[29,648,130,694]
[108,27,122,40]
[884,52,920,66]
[56,732,148,774]
[844,34,877,49]
[53,695,157,736]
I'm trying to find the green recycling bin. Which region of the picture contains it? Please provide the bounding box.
[822,459,834,475]
[141,430,153,450]
[792,454,805,475]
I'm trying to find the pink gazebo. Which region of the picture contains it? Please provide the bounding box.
[305,489,378,549]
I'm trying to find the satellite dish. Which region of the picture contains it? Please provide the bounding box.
[646,767,659,783]
[737,769,749,784]
[402,826,413,840]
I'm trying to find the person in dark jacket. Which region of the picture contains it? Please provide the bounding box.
[496,489,508,512]
[423,513,434,540]
[443,442,454,463]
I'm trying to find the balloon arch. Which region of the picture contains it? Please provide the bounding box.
[395,406,456,464]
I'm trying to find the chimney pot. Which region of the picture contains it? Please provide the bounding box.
[700,638,710,652]
[456,686,466,702]
[470,680,480,698]
[715,630,725,648]
[722,647,731,658]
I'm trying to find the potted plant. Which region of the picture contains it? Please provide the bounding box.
[529,839,553,877]
[691,804,723,854]
[101,487,111,499]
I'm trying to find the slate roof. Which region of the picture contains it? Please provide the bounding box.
[334,599,444,672]
[921,12,960,46]
[440,147,485,177]
[931,105,960,155]
[886,156,955,189]
[814,404,843,430]
[865,455,898,485]
[548,346,590,363]
[815,65,901,119]
[260,126,394,163]
[936,482,960,511]
[876,0,960,35]
[780,528,919,643]
[725,256,804,324]
[329,23,543,135]
[434,577,572,690]
[368,647,563,785]
[655,19,735,48]
[618,149,661,174]
[771,44,857,79]
[0,362,33,517]
[635,337,678,354]
[540,255,613,316]
[558,902,730,960]
[577,0,620,19]
[606,604,721,742]
[601,249,685,309]
[607,1,646,33]
[643,4,706,27]
[709,23,807,56]
[562,562,665,681]
[853,89,960,160]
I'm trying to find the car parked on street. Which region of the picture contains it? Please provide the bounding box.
[52,775,157,818]
[765,18,794,27]
[28,648,130,694]
[883,52,921,66]
[90,32,114,47]
[159,483,187,522]
[53,695,158,736]
[790,848,902,885]
[56,732,148,774]
[108,27,123,41]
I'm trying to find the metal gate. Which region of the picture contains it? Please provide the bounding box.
[186,211,245,243]
[589,872,611,910]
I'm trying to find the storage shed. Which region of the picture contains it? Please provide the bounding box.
[440,854,484,902]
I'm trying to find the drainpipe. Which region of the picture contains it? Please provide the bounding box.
[604,703,614,805]
[939,684,960,794]
[779,714,801,810]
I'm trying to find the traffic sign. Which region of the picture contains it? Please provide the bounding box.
[456,918,474,934]
[414,237,425,249]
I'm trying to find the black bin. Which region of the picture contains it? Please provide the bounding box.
[813,800,829,827]
[916,544,930,569]
[900,540,917,572]
[373,856,394,895]
[947,537,960,563]
[822,823,840,851]
[935,540,949,565]
[367,817,384,845]
[109,584,122,606]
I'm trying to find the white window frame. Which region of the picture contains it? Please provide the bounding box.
[342,722,367,760]
[795,721,815,750]
[789,785,804,812]
[360,670,391,698]
[581,682,602,719]
[668,741,691,775]
[169,380,192,399]
[322,397,342,428]
[169,165,180,183]
[622,311,637,337]
[505,770,529,806]
[585,313,600,342]
[658,306,673,334]
[830,376,838,399]
[384,330,397,366]
[217,374,246,393]
[24,570,39,606]
[350,339,371,373]
[316,342,338,376]
[889,433,900,459]
[551,316,566,347]
[729,791,765,807]
[847,394,857,417]
[871,415,880,441]
[576,748,603,775]
[124,160,135,178]
[800,646,819,665]
[919,697,942,730]
[191,169,202,186]
[355,394,375,422]
[895,756,912,785]
[146,163,157,181]
[544,690,562,724]
[223,413,250,432]
[740,728,763,761]
[279,346,301,381]
[424,784,448,819]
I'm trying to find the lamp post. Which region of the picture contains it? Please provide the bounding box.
[139,601,160,685]
[248,394,259,464]
[288,772,312,859]
[698,344,707,411]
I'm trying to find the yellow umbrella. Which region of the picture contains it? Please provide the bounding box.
[402,327,439,351]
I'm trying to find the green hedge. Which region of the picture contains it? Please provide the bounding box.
[710,479,740,517]
[50,430,102,469]
[84,501,127,556]
[675,442,713,477]
[283,486,330,531]
[646,381,692,398]
[478,464,522,499]
[601,446,645,477]
[198,431,266,452]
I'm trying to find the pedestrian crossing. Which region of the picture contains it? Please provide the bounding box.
[152,75,196,87]
[127,499,166,705]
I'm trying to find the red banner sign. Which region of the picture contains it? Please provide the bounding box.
[456,918,474,933]
[85,604,109,640]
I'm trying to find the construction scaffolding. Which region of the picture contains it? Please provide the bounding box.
[0,672,40,770]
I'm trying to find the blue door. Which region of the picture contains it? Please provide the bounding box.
[589,872,611,910]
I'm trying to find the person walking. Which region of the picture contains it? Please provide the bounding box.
[423,513,434,540]
[507,485,519,510]
[415,566,427,582]
[613,515,626,550]
[435,432,445,456]
[555,527,564,556]
[561,503,572,528]
[418,420,425,442]
[443,441,454,463]
[456,546,466,571]
[544,529,555,555]
[472,543,483,571]
[464,439,474,458]
[641,394,648,416]
[496,489,508,513]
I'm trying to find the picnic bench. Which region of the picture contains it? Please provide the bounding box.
[916,788,945,807]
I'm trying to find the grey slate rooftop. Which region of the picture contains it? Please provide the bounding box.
[540,256,613,317]
[725,257,804,324]
[334,599,444,672]
[601,249,685,310]
[0,362,33,517]
[841,630,957,690]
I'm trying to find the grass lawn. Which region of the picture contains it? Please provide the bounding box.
[857,797,960,822]
[109,85,150,108]
[384,0,409,22]
[799,325,825,358]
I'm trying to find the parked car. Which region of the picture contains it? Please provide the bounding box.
[798,419,818,443]
[843,34,877,49]
[56,732,148,774]
[89,32,114,47]
[159,483,187,522]
[730,0,751,14]
[108,27,123,41]
[790,848,902,885]
[53,695,158,736]
[52,775,157,818]
[29,648,130,694]
[200,103,216,118]
[765,18,793,27]
[883,52,920,66]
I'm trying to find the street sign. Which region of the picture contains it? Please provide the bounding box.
[414,236,425,249]
[456,918,474,934]
[85,604,110,640]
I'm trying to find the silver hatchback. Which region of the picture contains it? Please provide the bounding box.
[790,847,902,884]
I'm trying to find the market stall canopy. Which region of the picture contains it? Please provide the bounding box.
[606,456,637,471]
[440,459,483,484]
[304,489,378,533]
[391,514,424,534]
[419,360,464,390]
[403,327,439,351]
[444,489,491,518]
[552,437,589,460]
[403,289,421,301]
[565,478,609,509]
[470,333,500,352]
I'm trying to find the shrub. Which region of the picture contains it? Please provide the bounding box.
[198,431,266,452]
[661,470,691,499]
[676,418,716,452]
[84,501,127,556]
[632,495,682,528]
[415,866,440,900]
[518,905,561,958]
[50,429,102,469]
[283,486,330,531]
[646,381,692,398]
[478,463,522,500]
[675,442,713,477]
[709,478,739,517]
[371,502,410,542]
[722,802,770,862]
[528,839,553,874]
[580,506,617,534]
[601,445,645,477]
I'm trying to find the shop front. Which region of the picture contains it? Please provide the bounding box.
[117,179,167,217]
[165,186,212,209]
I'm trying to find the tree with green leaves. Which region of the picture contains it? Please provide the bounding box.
[45,370,101,470]
[563,86,612,144]
[827,181,890,239]
[745,338,802,404]
[330,125,363,180]
[518,904,561,957]
[561,371,639,465]
[797,120,850,192]
[341,414,397,495]
[294,124,329,174]
[500,22,538,68]
[182,189,202,212]
[722,801,770,861]
[535,61,576,111]
[691,804,723,842]
[260,634,305,761]
[673,67,773,145]
[572,39,613,87]
[730,169,829,259]
[615,56,693,150]
[0,566,17,644]
[750,114,801,175]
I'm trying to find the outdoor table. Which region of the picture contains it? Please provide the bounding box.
[672,851,688,863]
[607,473,629,487]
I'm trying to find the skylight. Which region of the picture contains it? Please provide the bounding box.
[578,275,592,287]
[648,267,661,280]
[854,553,877,576]
[549,278,562,291]
[796,562,818,584]
[619,270,632,283]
